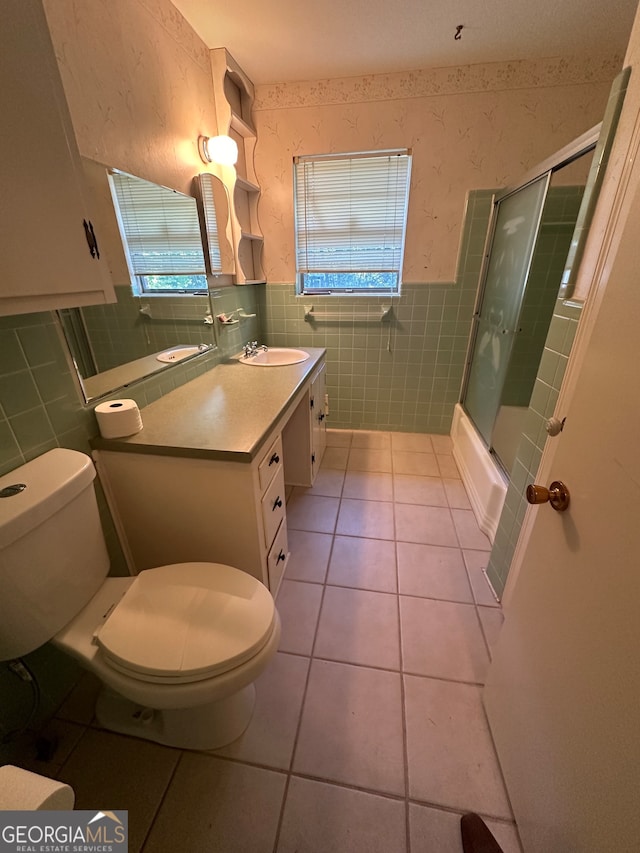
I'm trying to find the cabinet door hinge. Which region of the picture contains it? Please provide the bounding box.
[311,452,316,464]
[310,397,314,409]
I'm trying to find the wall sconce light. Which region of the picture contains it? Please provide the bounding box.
[198,135,238,166]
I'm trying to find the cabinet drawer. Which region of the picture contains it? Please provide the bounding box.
[261,464,286,548]
[258,435,283,493]
[267,520,288,596]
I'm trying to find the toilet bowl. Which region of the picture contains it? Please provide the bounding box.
[0,449,280,750]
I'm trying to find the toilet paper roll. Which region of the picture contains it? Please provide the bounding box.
[95,398,143,439]
[0,765,75,810]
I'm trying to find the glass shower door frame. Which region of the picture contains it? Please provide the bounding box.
[461,172,551,454]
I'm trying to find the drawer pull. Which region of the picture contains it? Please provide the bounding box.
[272,496,283,511]
[269,453,280,466]
[277,550,286,563]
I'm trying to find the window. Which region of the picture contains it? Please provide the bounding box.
[294,149,411,295]
[110,171,207,295]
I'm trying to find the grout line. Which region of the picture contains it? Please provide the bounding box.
[138,750,184,852]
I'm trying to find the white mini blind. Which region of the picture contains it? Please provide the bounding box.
[294,150,411,289]
[110,172,206,275]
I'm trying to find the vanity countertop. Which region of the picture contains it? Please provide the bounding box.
[90,348,326,462]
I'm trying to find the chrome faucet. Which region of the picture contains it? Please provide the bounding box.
[243,341,268,358]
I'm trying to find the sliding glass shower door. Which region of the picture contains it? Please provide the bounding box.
[463,175,550,449]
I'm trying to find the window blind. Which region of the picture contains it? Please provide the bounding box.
[294,150,411,291]
[110,172,206,276]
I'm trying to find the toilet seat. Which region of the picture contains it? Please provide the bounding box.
[94,563,276,685]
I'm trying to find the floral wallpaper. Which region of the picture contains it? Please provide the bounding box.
[253,56,620,284]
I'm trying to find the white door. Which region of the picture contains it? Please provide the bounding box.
[483,104,640,851]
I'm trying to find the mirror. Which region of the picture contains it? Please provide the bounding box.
[58,160,233,402]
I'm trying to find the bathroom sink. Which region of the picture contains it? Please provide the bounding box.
[156,345,209,363]
[239,347,310,366]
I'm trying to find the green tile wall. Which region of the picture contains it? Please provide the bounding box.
[259,191,495,434]
[80,287,215,372]
[0,284,260,758]
[487,298,582,596]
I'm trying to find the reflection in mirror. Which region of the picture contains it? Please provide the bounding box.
[58,160,221,403]
[195,173,235,276]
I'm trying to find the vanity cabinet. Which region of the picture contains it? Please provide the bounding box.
[95,428,289,596]
[282,362,327,486]
[92,350,327,594]
[0,0,115,316]
[210,48,265,285]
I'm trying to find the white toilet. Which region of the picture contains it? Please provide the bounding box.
[0,448,280,750]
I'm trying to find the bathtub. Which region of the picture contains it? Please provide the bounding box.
[450,403,507,543]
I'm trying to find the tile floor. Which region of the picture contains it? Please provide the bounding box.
[22,429,521,852]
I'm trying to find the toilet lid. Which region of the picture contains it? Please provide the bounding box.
[94,563,276,684]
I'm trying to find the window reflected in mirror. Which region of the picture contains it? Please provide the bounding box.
[109,171,208,295]
[56,160,221,403]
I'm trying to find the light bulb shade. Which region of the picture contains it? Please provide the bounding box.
[199,135,238,166]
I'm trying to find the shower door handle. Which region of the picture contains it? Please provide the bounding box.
[526,481,570,512]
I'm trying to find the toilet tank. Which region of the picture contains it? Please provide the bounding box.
[0,449,110,660]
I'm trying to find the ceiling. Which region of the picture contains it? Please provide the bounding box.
[171,0,638,85]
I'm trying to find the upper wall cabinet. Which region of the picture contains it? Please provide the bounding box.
[0,0,115,317]
[210,48,265,285]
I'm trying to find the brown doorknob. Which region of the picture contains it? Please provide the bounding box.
[526,480,570,512]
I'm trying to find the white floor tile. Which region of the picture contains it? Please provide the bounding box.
[404,675,512,818]
[351,430,392,449]
[286,529,333,583]
[343,470,394,501]
[409,804,521,853]
[315,586,400,670]
[396,542,473,603]
[327,535,397,592]
[287,493,339,533]
[321,446,350,469]
[294,659,405,795]
[214,653,310,770]
[143,754,286,853]
[278,777,407,853]
[326,429,353,447]
[394,473,448,506]
[392,450,440,477]
[452,508,492,550]
[437,453,460,478]
[391,432,434,453]
[430,434,454,454]
[463,549,501,607]
[294,467,345,497]
[443,477,472,509]
[276,580,323,655]
[400,596,490,683]
[336,498,395,540]
[478,606,505,657]
[347,447,393,472]
[57,729,179,853]
[394,504,458,547]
